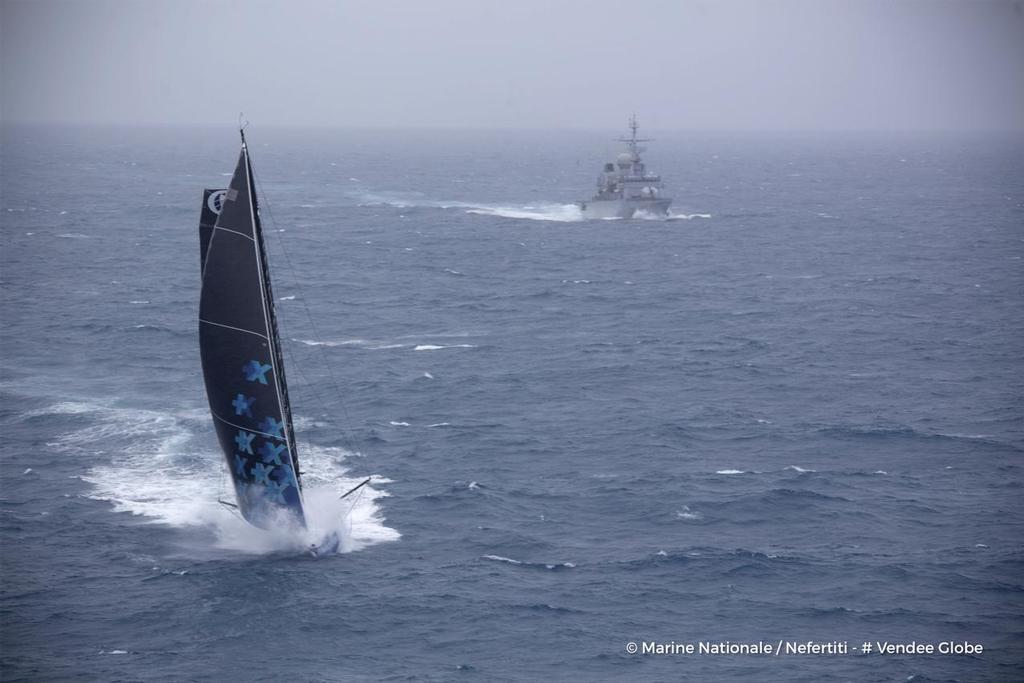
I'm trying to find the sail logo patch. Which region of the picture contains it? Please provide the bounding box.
[207,189,228,215]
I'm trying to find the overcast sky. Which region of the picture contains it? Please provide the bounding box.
[2,0,1022,130]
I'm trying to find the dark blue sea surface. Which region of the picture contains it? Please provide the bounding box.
[1,125,1022,681]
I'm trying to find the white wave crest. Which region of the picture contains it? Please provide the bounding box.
[413,344,477,351]
[481,554,574,570]
[292,338,368,347]
[24,401,99,416]
[665,212,712,221]
[292,337,407,351]
[676,505,702,520]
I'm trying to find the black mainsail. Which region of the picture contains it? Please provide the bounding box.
[198,131,306,528]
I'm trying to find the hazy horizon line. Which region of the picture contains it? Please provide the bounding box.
[3,120,1023,135]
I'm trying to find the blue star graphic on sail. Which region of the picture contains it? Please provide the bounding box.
[243,360,272,384]
[259,416,285,439]
[234,430,255,454]
[265,479,289,504]
[233,453,248,478]
[252,462,275,486]
[231,393,255,417]
[259,441,286,466]
[275,464,297,489]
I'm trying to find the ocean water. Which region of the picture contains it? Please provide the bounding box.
[1,125,1022,682]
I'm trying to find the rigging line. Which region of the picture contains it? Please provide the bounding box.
[250,158,364,459]
[256,187,363,459]
[344,482,369,518]
[267,236,361,462]
[278,328,335,429]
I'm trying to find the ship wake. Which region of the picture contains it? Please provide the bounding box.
[358,192,583,222]
[358,192,709,223]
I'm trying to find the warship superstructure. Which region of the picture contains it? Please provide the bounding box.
[578,116,672,219]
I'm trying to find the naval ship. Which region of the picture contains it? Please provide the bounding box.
[578,116,672,219]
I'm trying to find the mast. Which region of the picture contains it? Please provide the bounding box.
[618,114,650,163]
[241,130,304,496]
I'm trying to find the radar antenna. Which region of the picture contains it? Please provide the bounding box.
[618,114,651,160]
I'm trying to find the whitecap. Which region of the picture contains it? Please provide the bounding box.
[292,338,407,351]
[292,338,366,347]
[24,401,99,417]
[483,554,522,565]
[413,344,476,351]
[665,212,711,221]
[784,465,815,473]
[715,469,746,475]
[389,421,410,427]
[676,506,702,520]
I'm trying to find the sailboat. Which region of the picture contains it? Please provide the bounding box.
[197,128,362,554]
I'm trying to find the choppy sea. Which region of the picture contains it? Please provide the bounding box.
[1,125,1022,681]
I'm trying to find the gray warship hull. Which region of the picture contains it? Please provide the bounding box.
[578,197,671,220]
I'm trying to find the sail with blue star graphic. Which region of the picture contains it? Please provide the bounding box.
[198,131,305,528]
